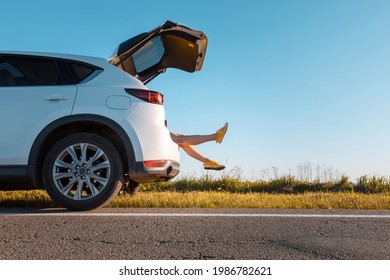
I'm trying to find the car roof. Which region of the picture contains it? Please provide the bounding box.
[0,51,107,66]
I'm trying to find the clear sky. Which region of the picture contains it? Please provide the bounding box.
[2,0,390,181]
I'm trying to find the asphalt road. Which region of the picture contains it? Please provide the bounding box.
[1,208,389,260]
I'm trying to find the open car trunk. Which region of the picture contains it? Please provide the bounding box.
[109,21,208,84]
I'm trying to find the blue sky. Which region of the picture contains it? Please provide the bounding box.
[2,0,390,181]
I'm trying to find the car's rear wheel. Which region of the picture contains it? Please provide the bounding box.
[42,133,123,211]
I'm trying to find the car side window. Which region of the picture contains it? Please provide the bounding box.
[69,62,96,84]
[0,55,62,86]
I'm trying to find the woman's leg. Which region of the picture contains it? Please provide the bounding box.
[170,132,217,146]
[170,123,228,146]
[179,143,211,163]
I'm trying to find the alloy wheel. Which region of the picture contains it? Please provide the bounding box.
[52,143,111,200]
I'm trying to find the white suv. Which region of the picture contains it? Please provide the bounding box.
[0,21,207,210]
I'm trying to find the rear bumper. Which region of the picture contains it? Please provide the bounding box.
[127,160,180,183]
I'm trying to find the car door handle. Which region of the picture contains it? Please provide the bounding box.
[44,95,70,102]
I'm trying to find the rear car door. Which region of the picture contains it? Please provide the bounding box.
[0,54,77,165]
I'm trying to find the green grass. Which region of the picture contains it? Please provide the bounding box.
[1,174,390,209]
[138,173,390,194]
[0,189,56,208]
[109,191,390,210]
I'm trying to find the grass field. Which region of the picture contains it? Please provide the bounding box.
[1,173,390,209]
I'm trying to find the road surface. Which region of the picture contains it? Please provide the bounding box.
[1,208,389,259]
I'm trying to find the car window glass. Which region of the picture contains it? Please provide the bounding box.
[55,60,74,85]
[132,36,164,73]
[0,62,21,86]
[70,62,95,83]
[0,62,24,77]
[0,56,61,86]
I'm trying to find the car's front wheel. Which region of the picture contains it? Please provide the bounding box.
[42,133,123,211]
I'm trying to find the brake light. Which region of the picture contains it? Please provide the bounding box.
[125,89,164,105]
[144,160,168,168]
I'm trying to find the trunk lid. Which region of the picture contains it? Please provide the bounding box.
[109,20,207,84]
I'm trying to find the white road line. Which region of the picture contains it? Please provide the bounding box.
[1,212,390,218]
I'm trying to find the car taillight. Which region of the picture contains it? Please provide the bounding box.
[144,160,167,168]
[125,89,164,105]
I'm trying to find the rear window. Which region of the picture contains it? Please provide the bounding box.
[132,36,164,73]
[0,55,61,86]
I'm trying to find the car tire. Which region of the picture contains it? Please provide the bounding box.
[42,133,123,211]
